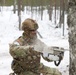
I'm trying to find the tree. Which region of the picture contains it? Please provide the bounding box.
[68,0,76,75]
[17,0,21,30]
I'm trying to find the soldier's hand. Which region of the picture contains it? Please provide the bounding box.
[29,46,34,50]
[23,45,34,51]
[26,46,34,53]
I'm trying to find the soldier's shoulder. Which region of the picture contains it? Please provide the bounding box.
[18,36,24,41]
[18,36,23,40]
[14,36,24,45]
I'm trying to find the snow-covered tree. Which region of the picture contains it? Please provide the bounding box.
[68,0,76,75]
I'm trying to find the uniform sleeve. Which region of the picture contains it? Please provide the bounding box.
[37,39,54,62]
[9,43,30,58]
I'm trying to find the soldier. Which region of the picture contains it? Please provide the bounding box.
[9,18,62,75]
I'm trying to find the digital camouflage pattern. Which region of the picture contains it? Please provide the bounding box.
[9,18,62,75]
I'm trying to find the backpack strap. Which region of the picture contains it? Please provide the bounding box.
[13,36,25,46]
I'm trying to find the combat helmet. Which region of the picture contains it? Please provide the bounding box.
[22,18,38,31]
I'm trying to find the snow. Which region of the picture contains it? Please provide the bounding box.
[0,6,69,75]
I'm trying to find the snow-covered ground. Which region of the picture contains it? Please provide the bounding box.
[0,6,69,75]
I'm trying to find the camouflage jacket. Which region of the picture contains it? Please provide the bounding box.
[9,36,52,69]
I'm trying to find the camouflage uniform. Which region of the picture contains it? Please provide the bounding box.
[9,18,62,75]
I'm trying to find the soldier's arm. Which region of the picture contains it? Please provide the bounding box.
[35,39,53,62]
[37,39,61,62]
[9,43,32,58]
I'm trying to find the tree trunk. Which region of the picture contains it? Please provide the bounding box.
[13,0,16,13]
[54,0,56,25]
[17,0,21,30]
[68,0,76,75]
[62,0,65,36]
